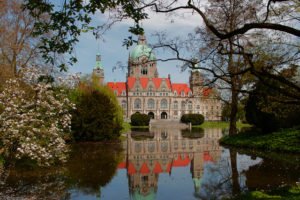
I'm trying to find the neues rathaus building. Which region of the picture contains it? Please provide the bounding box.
[93,34,222,120]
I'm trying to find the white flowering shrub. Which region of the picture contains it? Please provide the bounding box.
[0,69,75,166]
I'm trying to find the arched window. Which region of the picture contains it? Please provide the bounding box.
[188,101,193,110]
[174,91,177,96]
[136,86,140,92]
[147,99,155,109]
[173,101,178,109]
[134,98,142,109]
[141,67,148,75]
[181,91,185,97]
[181,101,186,109]
[121,100,127,109]
[160,99,168,109]
[162,86,166,92]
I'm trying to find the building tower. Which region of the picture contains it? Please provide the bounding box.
[189,68,204,96]
[92,53,104,85]
[128,34,158,78]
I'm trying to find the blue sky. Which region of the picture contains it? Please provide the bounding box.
[70,9,202,84]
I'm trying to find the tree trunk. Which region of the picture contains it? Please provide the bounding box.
[230,149,240,195]
[229,86,238,135]
[228,39,238,136]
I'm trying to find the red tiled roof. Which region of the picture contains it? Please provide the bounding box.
[128,162,136,175]
[127,76,171,90]
[140,162,150,174]
[118,162,126,169]
[172,154,190,167]
[203,88,212,97]
[153,162,163,174]
[172,83,191,96]
[203,151,213,162]
[107,82,126,95]
[127,77,136,89]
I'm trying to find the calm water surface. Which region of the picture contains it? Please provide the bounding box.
[1,127,299,200]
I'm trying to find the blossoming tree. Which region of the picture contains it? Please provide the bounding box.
[0,68,75,166]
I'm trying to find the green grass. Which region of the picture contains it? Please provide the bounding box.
[120,122,149,134]
[193,121,252,129]
[226,186,300,200]
[121,122,131,134]
[220,128,300,153]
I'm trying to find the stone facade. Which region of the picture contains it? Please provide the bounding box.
[118,127,223,198]
[100,34,222,120]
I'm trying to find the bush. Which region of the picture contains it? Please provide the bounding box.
[71,84,123,141]
[130,113,150,126]
[180,114,204,125]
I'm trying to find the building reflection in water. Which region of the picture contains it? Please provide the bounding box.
[118,128,223,199]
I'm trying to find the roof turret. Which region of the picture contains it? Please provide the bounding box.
[94,53,103,69]
[130,34,156,62]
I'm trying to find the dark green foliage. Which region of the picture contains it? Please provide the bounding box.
[245,81,300,133]
[23,0,147,70]
[222,102,246,122]
[71,85,123,141]
[181,128,204,139]
[180,114,204,125]
[220,128,300,153]
[245,92,280,133]
[130,113,150,126]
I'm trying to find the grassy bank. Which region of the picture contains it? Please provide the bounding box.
[193,121,251,129]
[227,186,300,200]
[220,128,300,153]
[121,122,148,134]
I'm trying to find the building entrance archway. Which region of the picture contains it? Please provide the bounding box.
[161,112,168,119]
[148,112,155,119]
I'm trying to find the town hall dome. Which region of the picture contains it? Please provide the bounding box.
[130,35,156,62]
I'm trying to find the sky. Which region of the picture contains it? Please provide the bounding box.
[70,7,204,84]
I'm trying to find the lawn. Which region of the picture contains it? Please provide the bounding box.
[220,128,300,153]
[193,121,251,129]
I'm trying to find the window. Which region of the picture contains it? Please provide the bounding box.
[136,86,140,92]
[174,91,177,96]
[161,99,168,109]
[196,105,200,110]
[162,86,166,92]
[188,101,193,110]
[121,100,127,109]
[122,90,126,96]
[114,90,118,95]
[134,98,142,109]
[148,99,155,109]
[173,101,178,109]
[141,68,148,75]
[181,91,185,97]
[181,101,186,109]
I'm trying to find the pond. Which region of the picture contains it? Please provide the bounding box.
[0,127,299,200]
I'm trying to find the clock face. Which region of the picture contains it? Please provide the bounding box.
[141,56,148,64]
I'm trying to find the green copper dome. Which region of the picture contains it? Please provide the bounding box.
[132,188,156,200]
[130,35,156,62]
[94,53,103,69]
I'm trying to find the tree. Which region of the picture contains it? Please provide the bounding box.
[23,0,147,71]
[0,0,49,81]
[22,0,300,135]
[71,82,123,141]
[0,67,74,166]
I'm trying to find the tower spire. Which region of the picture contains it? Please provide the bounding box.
[138,34,147,45]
